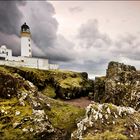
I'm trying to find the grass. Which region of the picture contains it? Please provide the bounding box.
[0,97,33,140]
[42,84,56,98]
[60,77,83,88]
[0,65,89,139]
[85,131,128,140]
[45,98,85,131]
[0,66,10,74]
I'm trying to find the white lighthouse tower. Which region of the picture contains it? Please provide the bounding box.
[21,22,32,57]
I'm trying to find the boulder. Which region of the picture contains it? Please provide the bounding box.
[0,72,19,99]
[72,102,140,140]
[93,61,140,110]
[105,61,140,109]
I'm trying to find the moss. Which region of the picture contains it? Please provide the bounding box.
[0,97,33,140]
[81,104,140,140]
[1,128,35,140]
[94,76,106,102]
[42,85,56,98]
[0,65,92,99]
[60,77,83,89]
[85,131,128,140]
[0,66,91,139]
[45,98,85,131]
[0,66,11,74]
[108,103,118,113]
[0,97,17,106]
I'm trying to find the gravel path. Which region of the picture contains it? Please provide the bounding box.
[62,97,92,108]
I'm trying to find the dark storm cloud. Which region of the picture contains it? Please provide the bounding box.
[0,1,25,35]
[0,32,20,56]
[22,1,58,56]
[77,19,111,49]
[53,19,114,76]
[21,1,76,62]
[0,1,74,61]
[75,19,113,65]
[46,35,76,62]
[73,19,140,75]
[0,1,26,55]
[114,34,140,61]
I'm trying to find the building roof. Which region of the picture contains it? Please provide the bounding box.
[21,22,30,32]
[1,45,7,49]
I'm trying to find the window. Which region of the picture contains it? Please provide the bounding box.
[29,49,31,52]
[28,39,30,42]
[29,44,30,47]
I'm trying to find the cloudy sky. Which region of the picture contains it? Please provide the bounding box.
[0,1,140,78]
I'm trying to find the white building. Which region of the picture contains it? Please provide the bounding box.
[0,23,59,70]
[0,45,12,59]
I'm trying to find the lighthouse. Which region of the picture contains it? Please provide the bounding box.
[20,22,32,57]
[0,22,59,70]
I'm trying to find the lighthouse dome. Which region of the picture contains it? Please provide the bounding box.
[21,22,30,32]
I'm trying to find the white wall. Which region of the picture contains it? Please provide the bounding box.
[21,36,32,57]
[0,60,24,67]
[0,47,12,58]
[49,64,59,70]
[7,49,12,57]
[0,58,58,70]
[6,56,21,61]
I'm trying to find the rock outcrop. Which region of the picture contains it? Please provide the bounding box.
[72,102,140,140]
[0,66,85,140]
[93,61,140,110]
[4,66,93,100]
[0,61,140,140]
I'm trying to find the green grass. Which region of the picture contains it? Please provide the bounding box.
[45,98,85,131]
[60,77,83,88]
[85,131,128,140]
[0,65,89,139]
[0,97,33,140]
[42,85,56,98]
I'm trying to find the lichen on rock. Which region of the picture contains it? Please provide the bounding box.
[93,61,140,111]
[0,65,86,140]
[71,102,140,140]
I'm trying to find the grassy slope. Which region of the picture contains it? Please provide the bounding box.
[45,98,85,131]
[18,68,89,89]
[2,65,91,99]
[0,66,86,139]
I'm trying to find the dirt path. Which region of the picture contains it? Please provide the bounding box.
[62,97,92,108]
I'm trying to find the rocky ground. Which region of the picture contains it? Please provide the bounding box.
[0,66,87,140]
[62,97,92,108]
[72,61,140,140]
[72,102,140,140]
[0,61,140,140]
